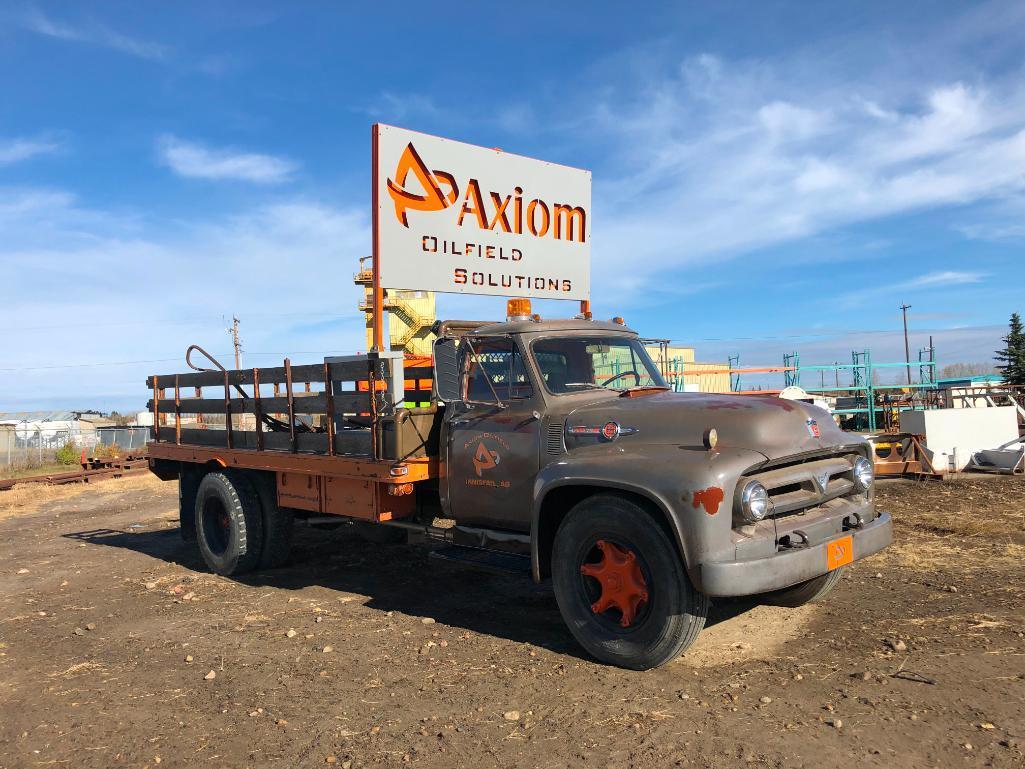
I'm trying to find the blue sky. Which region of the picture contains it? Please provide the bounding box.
[2,1,1024,412]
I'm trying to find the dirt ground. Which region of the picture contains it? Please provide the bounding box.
[1,473,1023,769]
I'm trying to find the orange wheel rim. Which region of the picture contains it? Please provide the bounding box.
[579,540,649,628]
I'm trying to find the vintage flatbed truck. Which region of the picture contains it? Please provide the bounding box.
[146,300,892,670]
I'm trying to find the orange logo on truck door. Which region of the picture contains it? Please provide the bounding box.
[472,441,499,477]
[387,143,458,227]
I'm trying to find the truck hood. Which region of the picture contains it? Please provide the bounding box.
[564,391,858,461]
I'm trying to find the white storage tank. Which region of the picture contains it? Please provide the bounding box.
[900,406,1019,472]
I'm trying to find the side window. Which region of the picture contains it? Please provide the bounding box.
[464,337,534,401]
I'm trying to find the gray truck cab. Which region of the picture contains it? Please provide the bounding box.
[433,315,892,669]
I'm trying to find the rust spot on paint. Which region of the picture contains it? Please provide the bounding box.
[750,395,795,411]
[704,398,749,410]
[619,387,670,398]
[692,486,725,515]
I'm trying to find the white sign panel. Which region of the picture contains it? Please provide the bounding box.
[374,124,590,300]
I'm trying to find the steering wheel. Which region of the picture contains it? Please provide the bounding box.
[600,370,641,387]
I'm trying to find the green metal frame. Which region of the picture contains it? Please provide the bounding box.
[661,348,939,432]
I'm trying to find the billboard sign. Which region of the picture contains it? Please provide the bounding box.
[373,124,590,300]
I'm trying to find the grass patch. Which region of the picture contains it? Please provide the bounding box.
[2,462,80,480]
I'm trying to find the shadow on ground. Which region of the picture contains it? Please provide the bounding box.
[64,523,762,659]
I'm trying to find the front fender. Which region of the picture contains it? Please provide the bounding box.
[531,443,767,583]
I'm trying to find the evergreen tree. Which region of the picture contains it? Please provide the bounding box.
[994,312,1025,386]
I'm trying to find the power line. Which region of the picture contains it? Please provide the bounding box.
[1,321,1005,374]
[0,350,364,373]
[0,357,184,372]
[7,310,356,333]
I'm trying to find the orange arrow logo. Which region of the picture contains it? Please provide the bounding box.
[386,142,459,227]
[472,441,499,477]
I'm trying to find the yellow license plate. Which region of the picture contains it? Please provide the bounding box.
[826,535,854,571]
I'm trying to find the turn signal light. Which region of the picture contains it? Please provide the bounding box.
[507,298,532,320]
[388,482,415,496]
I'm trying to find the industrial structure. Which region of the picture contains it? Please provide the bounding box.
[639,346,940,432]
[355,256,436,357]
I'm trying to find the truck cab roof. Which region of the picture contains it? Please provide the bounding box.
[458,318,639,337]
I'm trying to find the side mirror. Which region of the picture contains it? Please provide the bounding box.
[433,337,461,402]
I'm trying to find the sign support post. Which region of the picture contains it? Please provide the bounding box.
[371,124,385,352]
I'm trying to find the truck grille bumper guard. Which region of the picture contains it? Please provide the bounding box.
[699,506,892,598]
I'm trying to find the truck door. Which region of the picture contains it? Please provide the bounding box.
[442,335,541,530]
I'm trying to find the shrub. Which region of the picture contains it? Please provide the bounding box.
[92,442,123,459]
[55,441,80,465]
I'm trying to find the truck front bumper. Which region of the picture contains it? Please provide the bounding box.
[698,511,893,598]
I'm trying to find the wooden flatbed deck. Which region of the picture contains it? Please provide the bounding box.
[146,352,440,521]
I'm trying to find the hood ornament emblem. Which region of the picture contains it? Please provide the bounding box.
[816,470,831,492]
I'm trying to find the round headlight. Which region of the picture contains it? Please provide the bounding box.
[740,481,772,522]
[853,456,874,492]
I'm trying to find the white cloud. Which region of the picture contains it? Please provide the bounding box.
[356,92,447,122]
[836,270,989,309]
[0,136,62,165]
[757,102,831,143]
[498,8,1025,299]
[22,9,169,61]
[157,135,297,184]
[908,271,986,288]
[0,187,367,410]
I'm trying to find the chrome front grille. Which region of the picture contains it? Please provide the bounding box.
[747,455,858,518]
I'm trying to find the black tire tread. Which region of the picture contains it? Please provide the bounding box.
[251,473,294,570]
[195,471,263,576]
[552,493,707,670]
[765,566,845,608]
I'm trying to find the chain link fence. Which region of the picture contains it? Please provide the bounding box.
[0,425,150,472]
[95,426,150,451]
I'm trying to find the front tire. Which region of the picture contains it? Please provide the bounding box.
[763,567,845,607]
[195,471,264,576]
[551,494,708,670]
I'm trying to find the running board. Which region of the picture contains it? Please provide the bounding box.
[428,544,531,576]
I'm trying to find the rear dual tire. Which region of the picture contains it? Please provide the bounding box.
[195,471,263,576]
[552,494,708,671]
[194,470,293,576]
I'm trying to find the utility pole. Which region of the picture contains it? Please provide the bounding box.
[929,334,934,384]
[900,304,912,385]
[229,315,242,370]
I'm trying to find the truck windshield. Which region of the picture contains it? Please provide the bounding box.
[531,336,667,394]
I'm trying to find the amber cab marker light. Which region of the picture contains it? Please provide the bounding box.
[507,298,532,321]
[703,428,718,450]
[611,316,626,325]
